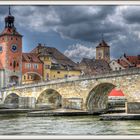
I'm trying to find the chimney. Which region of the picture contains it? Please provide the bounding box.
[124,53,126,57]
[38,43,41,46]
[138,55,140,60]
[37,43,42,54]
[118,59,120,63]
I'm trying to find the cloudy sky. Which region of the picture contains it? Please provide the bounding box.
[0,5,140,62]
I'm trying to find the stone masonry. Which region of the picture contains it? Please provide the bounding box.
[1,68,140,113]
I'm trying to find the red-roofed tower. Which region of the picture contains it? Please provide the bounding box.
[0,6,22,87]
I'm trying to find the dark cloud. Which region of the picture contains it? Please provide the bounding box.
[0,6,7,16]
[53,6,116,26]
[0,5,140,62]
[56,20,124,43]
[53,6,118,42]
[11,5,119,43]
[123,7,140,24]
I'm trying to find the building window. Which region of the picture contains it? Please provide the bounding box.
[25,63,31,69]
[11,37,13,40]
[0,46,2,52]
[46,73,49,80]
[17,62,19,67]
[33,64,38,69]
[10,62,12,66]
[45,65,50,69]
[27,75,30,79]
[13,60,16,68]
[57,71,60,74]
[24,75,26,80]
[119,67,122,70]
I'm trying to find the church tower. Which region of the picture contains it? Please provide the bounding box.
[96,36,110,63]
[0,6,22,87]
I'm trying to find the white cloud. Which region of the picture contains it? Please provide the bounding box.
[64,43,96,62]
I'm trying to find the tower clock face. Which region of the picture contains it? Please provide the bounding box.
[11,44,18,52]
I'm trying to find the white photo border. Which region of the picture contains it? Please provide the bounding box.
[0,1,140,139]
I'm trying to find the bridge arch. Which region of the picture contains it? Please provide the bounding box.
[4,93,19,108]
[86,83,115,113]
[36,89,62,109]
[22,72,42,84]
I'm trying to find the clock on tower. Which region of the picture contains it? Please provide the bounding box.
[0,6,23,87]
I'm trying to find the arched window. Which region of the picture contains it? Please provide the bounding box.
[24,75,26,80]
[13,60,16,68]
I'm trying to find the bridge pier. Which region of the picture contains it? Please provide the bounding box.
[18,97,36,109]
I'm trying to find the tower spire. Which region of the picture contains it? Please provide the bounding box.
[5,6,15,28]
[9,5,11,15]
[101,33,104,41]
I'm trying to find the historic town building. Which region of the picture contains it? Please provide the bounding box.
[109,60,125,71]
[31,43,81,81]
[22,53,43,84]
[0,7,81,87]
[79,39,111,76]
[0,62,4,88]
[109,54,140,71]
[96,39,110,63]
[0,7,22,88]
[79,58,111,76]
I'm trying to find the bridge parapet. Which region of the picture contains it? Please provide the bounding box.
[1,67,140,92]
[0,68,140,112]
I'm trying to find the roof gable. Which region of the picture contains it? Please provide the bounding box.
[22,53,42,63]
[31,44,77,67]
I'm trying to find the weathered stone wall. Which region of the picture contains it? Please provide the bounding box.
[126,102,140,114]
[0,70,5,89]
[1,68,140,111]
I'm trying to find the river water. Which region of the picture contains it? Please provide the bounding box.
[0,115,140,135]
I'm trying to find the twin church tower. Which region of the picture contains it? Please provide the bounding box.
[0,7,110,88]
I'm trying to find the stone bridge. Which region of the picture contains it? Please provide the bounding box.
[1,68,140,113]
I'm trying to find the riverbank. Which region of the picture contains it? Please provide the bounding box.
[27,109,91,117]
[1,108,140,121]
[100,113,140,120]
[0,108,48,117]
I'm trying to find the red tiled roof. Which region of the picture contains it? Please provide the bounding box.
[118,59,129,68]
[109,89,124,97]
[0,61,3,70]
[126,56,140,65]
[22,53,42,63]
[31,45,77,66]
[0,28,22,37]
[118,55,140,68]
[79,58,111,75]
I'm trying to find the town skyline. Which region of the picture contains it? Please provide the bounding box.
[0,5,140,62]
